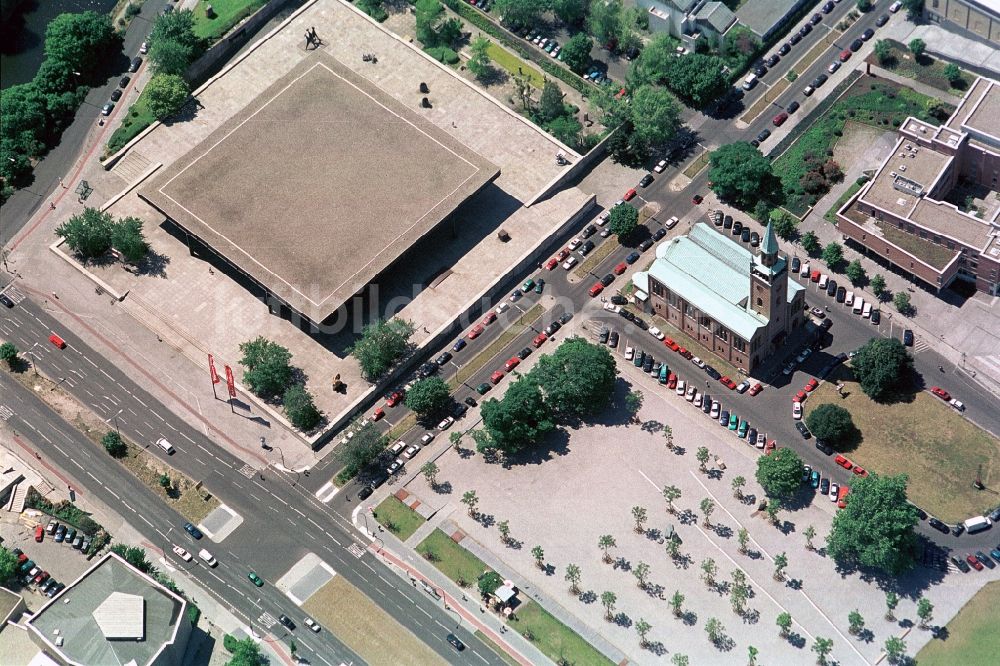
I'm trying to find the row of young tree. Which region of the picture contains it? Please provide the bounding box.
[1,11,121,204]
[56,207,150,264]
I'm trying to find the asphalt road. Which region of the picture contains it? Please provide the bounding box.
[0,294,506,666]
[0,0,169,247]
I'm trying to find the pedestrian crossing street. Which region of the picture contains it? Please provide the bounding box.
[912,336,930,353]
[0,286,26,304]
[0,405,13,421]
[347,542,366,558]
[238,464,256,479]
[257,611,277,629]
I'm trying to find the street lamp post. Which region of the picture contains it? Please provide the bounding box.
[104,408,124,437]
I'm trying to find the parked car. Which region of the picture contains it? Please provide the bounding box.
[875,13,889,26]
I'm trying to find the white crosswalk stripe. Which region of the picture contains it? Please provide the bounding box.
[0,405,13,421]
[257,612,277,629]
[238,464,256,479]
[913,337,930,353]
[0,286,27,304]
[347,542,366,558]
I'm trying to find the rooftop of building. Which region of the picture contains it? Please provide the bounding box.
[946,76,1000,151]
[735,0,798,37]
[26,553,186,666]
[141,53,499,323]
[694,1,737,31]
[860,137,951,216]
[633,223,802,342]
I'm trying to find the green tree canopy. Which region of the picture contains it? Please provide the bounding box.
[102,430,127,458]
[770,210,797,240]
[0,342,18,369]
[149,9,205,76]
[708,142,778,210]
[874,39,892,64]
[587,0,623,45]
[145,73,190,120]
[349,319,415,380]
[478,570,504,596]
[553,0,587,25]
[110,544,155,574]
[225,636,265,666]
[908,38,926,58]
[805,403,854,444]
[283,384,321,430]
[111,216,149,263]
[943,63,961,84]
[845,259,866,285]
[629,84,681,151]
[238,336,294,398]
[826,473,918,574]
[539,79,565,123]
[530,337,616,419]
[893,291,911,314]
[870,274,886,297]
[43,11,120,78]
[901,0,923,19]
[560,32,593,73]
[607,202,638,237]
[821,242,843,268]
[339,422,389,479]
[481,375,555,453]
[56,207,115,259]
[755,447,804,500]
[467,36,492,80]
[495,0,549,28]
[801,231,821,255]
[850,337,912,401]
[405,377,452,418]
[659,53,730,108]
[0,547,20,583]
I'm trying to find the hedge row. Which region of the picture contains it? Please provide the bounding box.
[439,0,594,99]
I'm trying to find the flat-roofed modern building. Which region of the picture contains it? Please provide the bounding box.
[25,552,191,666]
[922,0,1000,47]
[633,222,805,373]
[836,76,1000,296]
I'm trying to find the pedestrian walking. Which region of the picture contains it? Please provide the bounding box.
[49,202,56,210]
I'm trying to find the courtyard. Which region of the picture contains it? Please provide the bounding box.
[397,350,997,664]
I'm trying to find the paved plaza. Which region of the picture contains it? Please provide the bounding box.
[400,348,999,664]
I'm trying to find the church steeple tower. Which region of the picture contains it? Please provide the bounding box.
[759,220,779,268]
[748,220,787,322]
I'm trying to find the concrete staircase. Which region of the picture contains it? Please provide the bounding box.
[111,150,154,184]
[6,482,27,513]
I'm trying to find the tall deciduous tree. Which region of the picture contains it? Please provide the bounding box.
[0,547,19,583]
[405,377,451,418]
[149,9,205,76]
[870,274,886,297]
[102,431,127,457]
[480,375,555,453]
[56,207,114,259]
[801,231,821,255]
[238,336,293,398]
[530,337,616,418]
[339,423,388,479]
[553,0,587,25]
[283,384,321,430]
[812,637,834,665]
[1,342,19,369]
[467,36,492,80]
[145,73,190,120]
[827,473,918,574]
[601,590,617,619]
[111,216,149,263]
[805,403,854,445]
[770,210,797,240]
[349,319,415,380]
[659,53,730,107]
[629,84,680,152]
[822,242,844,268]
[850,337,912,401]
[874,39,893,64]
[587,0,623,45]
[225,636,264,666]
[495,0,548,28]
[776,611,792,637]
[44,11,119,75]
[755,448,804,499]
[845,259,866,285]
[708,142,778,210]
[607,203,638,237]
[893,291,911,314]
[564,563,582,593]
[561,33,593,74]
[908,38,925,58]
[538,79,565,123]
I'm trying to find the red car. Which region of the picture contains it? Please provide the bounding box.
[719,376,737,390]
[613,261,628,275]
[372,406,385,421]
[533,332,548,347]
[772,112,788,126]
[667,373,677,389]
[678,347,693,360]
[35,525,44,542]
[853,466,869,477]
[930,386,951,401]
[504,356,520,372]
[765,440,777,455]
[482,312,497,326]
[49,333,67,349]
[835,454,853,470]
[467,324,485,339]
[804,378,819,392]
[34,571,49,585]
[664,337,680,352]
[588,283,604,297]
[794,389,807,402]
[810,270,821,282]
[839,49,852,62]
[748,382,763,396]
[837,486,849,509]
[967,554,984,571]
[490,370,505,384]
[623,188,637,201]
[385,391,404,407]
[545,257,559,270]
[692,194,703,204]
[555,248,570,262]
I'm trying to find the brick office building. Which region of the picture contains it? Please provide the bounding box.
[632,222,805,373]
[835,76,1000,296]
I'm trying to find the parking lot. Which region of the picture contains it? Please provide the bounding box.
[406,352,995,664]
[1,514,95,611]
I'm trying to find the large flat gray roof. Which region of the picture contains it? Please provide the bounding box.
[141,52,499,323]
[26,553,186,666]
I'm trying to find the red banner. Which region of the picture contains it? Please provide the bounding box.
[208,354,220,384]
[225,365,237,399]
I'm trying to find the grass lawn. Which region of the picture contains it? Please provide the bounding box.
[867,41,973,96]
[916,581,1000,666]
[451,304,543,387]
[416,529,489,586]
[486,42,544,89]
[192,0,266,42]
[106,89,156,155]
[823,179,865,223]
[373,496,426,541]
[805,368,1000,522]
[509,600,614,666]
[774,78,951,216]
[302,575,446,666]
[682,150,709,179]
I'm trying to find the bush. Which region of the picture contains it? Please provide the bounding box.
[102,430,128,458]
[223,634,240,653]
[24,489,102,535]
[283,384,322,431]
[424,45,460,64]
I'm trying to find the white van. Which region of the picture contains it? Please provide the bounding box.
[853,297,865,315]
[800,263,811,278]
[742,73,758,90]
[198,549,218,567]
[862,302,872,318]
[963,515,992,534]
[156,438,175,455]
[818,275,829,289]
[845,291,854,307]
